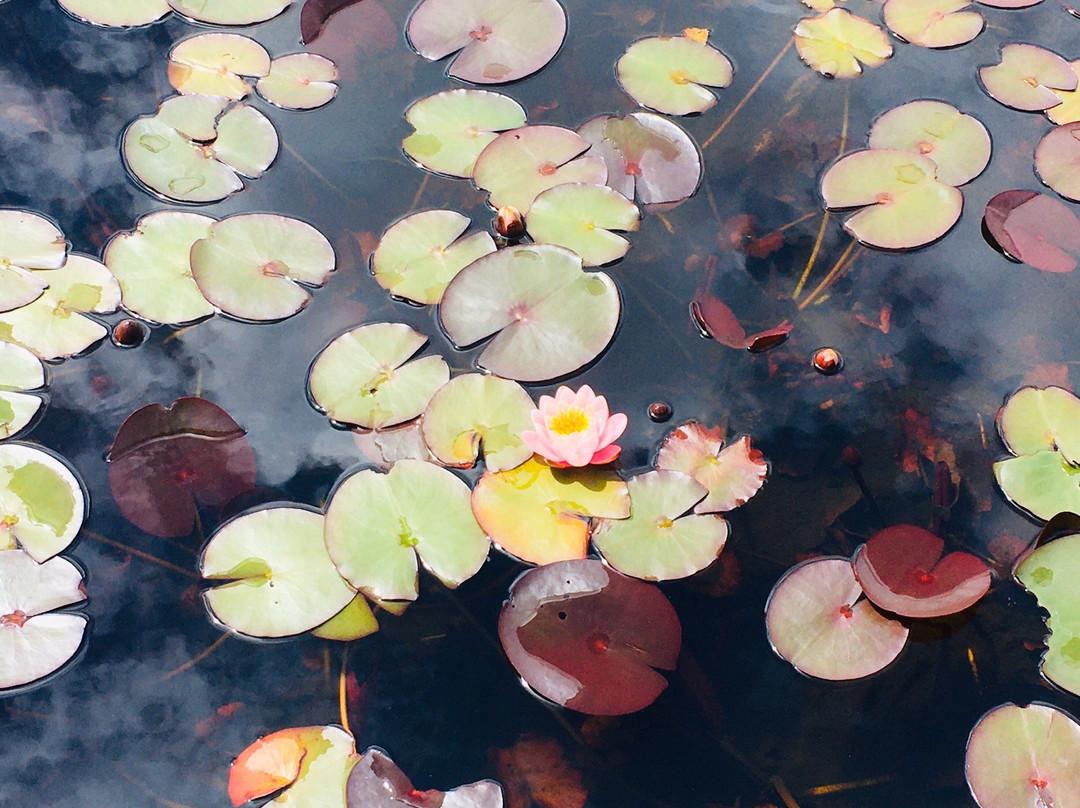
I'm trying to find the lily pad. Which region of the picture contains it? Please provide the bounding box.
[577,112,701,211]
[104,210,216,325]
[371,210,496,305]
[998,386,1080,460]
[55,0,171,27]
[420,373,535,472]
[975,0,1045,7]
[107,397,257,538]
[324,459,490,602]
[765,556,909,680]
[852,524,991,618]
[525,184,639,267]
[190,213,334,322]
[979,44,1076,111]
[406,0,567,84]
[0,443,86,563]
[690,293,792,351]
[0,550,87,692]
[616,29,733,116]
[498,559,681,715]
[882,0,984,48]
[403,89,526,179]
[229,725,358,808]
[1036,122,1080,202]
[156,94,230,143]
[169,0,292,24]
[311,593,379,641]
[0,343,45,440]
[309,323,449,430]
[0,254,121,361]
[867,100,991,186]
[995,451,1080,520]
[346,747,505,808]
[819,149,963,249]
[966,703,1080,808]
[794,8,893,79]
[1046,61,1080,124]
[654,424,767,513]
[1014,532,1080,696]
[201,506,355,638]
[0,210,66,314]
[257,54,339,110]
[352,422,434,469]
[439,244,620,382]
[472,125,607,215]
[471,456,630,565]
[592,470,728,581]
[983,190,1080,272]
[168,34,271,100]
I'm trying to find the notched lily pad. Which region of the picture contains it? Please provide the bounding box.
[654,423,767,513]
[324,459,490,602]
[1046,61,1080,124]
[0,343,45,440]
[346,747,505,808]
[526,183,640,267]
[979,44,1076,111]
[403,89,526,179]
[0,210,66,315]
[407,0,567,84]
[439,244,620,382]
[0,443,86,563]
[257,54,339,110]
[229,725,358,808]
[168,34,271,100]
[471,456,629,565]
[616,29,733,116]
[499,559,681,715]
[420,373,535,472]
[983,190,1080,272]
[867,100,990,187]
[794,8,893,79]
[371,210,495,305]
[309,323,449,430]
[883,0,984,48]
[1036,122,1080,202]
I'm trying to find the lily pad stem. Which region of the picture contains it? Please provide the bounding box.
[701,39,793,151]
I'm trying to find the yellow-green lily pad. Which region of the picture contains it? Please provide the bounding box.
[0,343,45,441]
[0,443,86,563]
[616,29,733,116]
[794,8,893,79]
[525,183,640,267]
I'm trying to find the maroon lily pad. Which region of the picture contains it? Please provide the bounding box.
[984,190,1080,272]
[690,295,791,352]
[303,0,398,80]
[301,0,358,43]
[107,397,256,538]
[499,559,681,716]
[346,747,504,808]
[852,524,991,618]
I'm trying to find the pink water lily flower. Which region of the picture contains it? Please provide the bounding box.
[522,385,628,468]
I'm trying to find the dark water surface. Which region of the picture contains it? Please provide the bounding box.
[2,0,1079,806]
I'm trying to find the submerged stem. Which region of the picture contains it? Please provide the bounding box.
[701,39,793,151]
[796,241,859,311]
[339,648,351,736]
[160,631,231,681]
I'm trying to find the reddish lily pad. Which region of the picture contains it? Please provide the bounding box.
[690,293,792,352]
[1036,123,1080,202]
[498,559,681,715]
[867,101,990,187]
[654,424,767,513]
[983,190,1080,272]
[615,30,733,116]
[406,0,567,84]
[980,44,1076,111]
[229,725,358,808]
[766,556,909,680]
[852,524,991,618]
[794,8,893,79]
[883,0,984,48]
[965,703,1080,808]
[346,747,505,808]
[107,397,256,538]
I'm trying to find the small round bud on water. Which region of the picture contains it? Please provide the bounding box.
[111,319,149,348]
[495,206,525,239]
[648,401,672,422]
[812,347,843,375]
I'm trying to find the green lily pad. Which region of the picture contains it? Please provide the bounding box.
[311,593,379,641]
[997,386,1080,461]
[309,323,450,430]
[867,100,991,187]
[820,149,963,249]
[420,373,535,472]
[1036,122,1080,202]
[211,104,279,178]
[525,183,640,267]
[0,254,121,360]
[980,44,1076,111]
[966,703,1080,808]
[0,549,87,692]
[371,210,495,305]
[0,443,86,563]
[190,213,335,322]
[201,506,355,639]
[156,94,231,142]
[616,30,734,116]
[168,34,270,100]
[56,0,171,27]
[103,210,217,325]
[324,459,490,602]
[168,0,291,25]
[995,451,1080,521]
[592,470,729,581]
[0,343,45,440]
[882,0,984,48]
[403,89,526,178]
[794,8,893,79]
[472,125,607,214]
[1015,532,1080,696]
[0,210,66,314]
[471,456,630,565]
[439,244,621,382]
[256,54,339,110]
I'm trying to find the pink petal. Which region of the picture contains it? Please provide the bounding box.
[589,444,622,465]
[554,386,576,406]
[596,411,628,447]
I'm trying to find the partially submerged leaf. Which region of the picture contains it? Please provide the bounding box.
[324,459,490,601]
[867,100,990,186]
[615,31,733,116]
[498,559,681,715]
[471,456,629,565]
[0,443,86,563]
[765,556,909,680]
[407,0,567,84]
[525,183,640,267]
[882,0,984,48]
[257,54,339,110]
[983,190,1080,272]
[309,323,449,429]
[690,294,792,351]
[439,244,620,382]
[654,424,767,513]
[168,34,271,100]
[1036,122,1080,202]
[794,8,893,79]
[345,747,505,808]
[979,44,1076,111]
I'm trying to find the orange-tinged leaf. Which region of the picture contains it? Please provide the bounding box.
[228,731,307,806]
[494,736,587,808]
[682,27,710,43]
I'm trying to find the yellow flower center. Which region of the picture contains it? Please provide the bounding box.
[549,407,590,435]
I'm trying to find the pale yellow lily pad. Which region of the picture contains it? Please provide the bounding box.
[794,8,893,79]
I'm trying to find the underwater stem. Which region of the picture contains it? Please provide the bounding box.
[701,39,793,151]
[161,631,232,681]
[339,648,351,736]
[84,530,199,579]
[796,241,859,311]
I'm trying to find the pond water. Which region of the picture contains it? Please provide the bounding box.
[2,0,1079,806]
